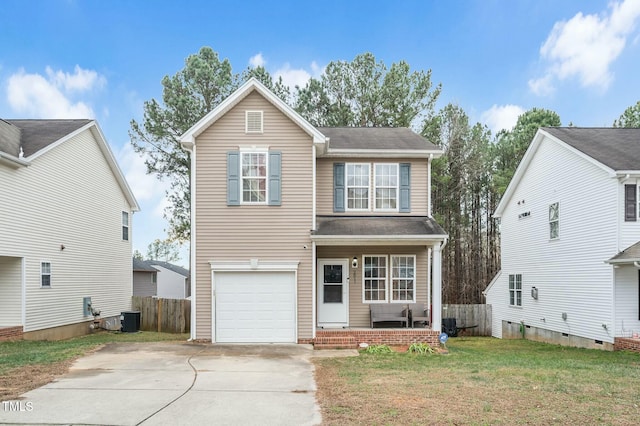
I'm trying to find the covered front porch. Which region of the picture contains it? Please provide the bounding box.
[310,216,447,349]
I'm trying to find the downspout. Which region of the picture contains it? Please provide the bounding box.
[427,154,433,217]
[312,145,317,339]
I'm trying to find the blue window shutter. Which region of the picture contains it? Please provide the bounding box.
[399,163,411,213]
[334,163,345,212]
[227,151,240,206]
[268,151,282,206]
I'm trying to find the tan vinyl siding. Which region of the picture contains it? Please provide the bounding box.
[317,246,428,327]
[0,257,22,326]
[194,91,313,340]
[0,129,134,332]
[316,157,429,216]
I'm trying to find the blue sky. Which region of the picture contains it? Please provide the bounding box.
[2,0,639,266]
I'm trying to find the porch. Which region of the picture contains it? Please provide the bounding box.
[313,327,440,349]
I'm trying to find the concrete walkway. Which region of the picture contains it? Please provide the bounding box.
[0,342,357,426]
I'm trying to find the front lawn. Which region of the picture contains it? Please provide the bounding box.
[314,337,640,425]
[0,331,188,401]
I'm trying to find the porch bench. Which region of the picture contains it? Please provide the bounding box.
[370,304,409,328]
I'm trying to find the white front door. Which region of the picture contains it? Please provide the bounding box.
[317,259,349,327]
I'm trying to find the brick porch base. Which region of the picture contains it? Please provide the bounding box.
[0,326,24,341]
[614,337,640,353]
[312,328,440,349]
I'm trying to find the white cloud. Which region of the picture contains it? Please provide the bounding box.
[249,53,266,68]
[274,61,323,90]
[481,104,525,134]
[530,0,640,95]
[116,143,170,219]
[6,65,105,118]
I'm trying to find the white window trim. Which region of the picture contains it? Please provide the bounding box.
[41,261,52,288]
[346,163,371,212]
[122,211,129,241]
[240,150,268,205]
[509,274,522,307]
[245,110,263,134]
[390,254,417,303]
[362,254,388,303]
[373,163,399,212]
[549,202,559,240]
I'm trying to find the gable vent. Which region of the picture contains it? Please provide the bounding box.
[246,111,263,133]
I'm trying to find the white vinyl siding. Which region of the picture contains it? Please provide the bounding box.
[614,267,640,337]
[0,257,23,326]
[0,128,134,333]
[486,134,617,343]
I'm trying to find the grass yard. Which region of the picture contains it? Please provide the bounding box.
[314,337,640,425]
[0,331,188,401]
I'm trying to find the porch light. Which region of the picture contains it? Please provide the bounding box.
[352,257,358,269]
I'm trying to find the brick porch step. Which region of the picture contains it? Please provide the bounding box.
[313,335,358,350]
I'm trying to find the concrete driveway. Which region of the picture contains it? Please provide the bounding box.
[0,342,355,426]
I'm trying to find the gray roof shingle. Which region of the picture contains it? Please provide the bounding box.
[133,258,157,272]
[146,260,189,277]
[317,127,440,151]
[4,119,91,157]
[314,216,446,237]
[543,127,640,171]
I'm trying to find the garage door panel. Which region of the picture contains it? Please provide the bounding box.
[215,271,296,343]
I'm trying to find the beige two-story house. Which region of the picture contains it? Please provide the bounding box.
[180,78,448,346]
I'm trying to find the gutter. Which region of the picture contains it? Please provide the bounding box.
[0,151,30,167]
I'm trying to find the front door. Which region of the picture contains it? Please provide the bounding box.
[317,259,349,327]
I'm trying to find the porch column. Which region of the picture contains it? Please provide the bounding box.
[432,242,442,332]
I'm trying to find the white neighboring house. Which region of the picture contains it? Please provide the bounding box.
[0,119,139,340]
[485,127,640,350]
[133,259,189,299]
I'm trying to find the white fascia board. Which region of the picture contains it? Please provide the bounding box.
[482,269,501,296]
[311,234,448,246]
[615,171,640,178]
[0,151,30,168]
[179,77,326,146]
[320,148,443,159]
[606,258,640,265]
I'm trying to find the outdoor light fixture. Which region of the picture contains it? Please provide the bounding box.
[352,256,358,268]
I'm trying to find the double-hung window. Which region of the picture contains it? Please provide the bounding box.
[374,164,398,210]
[122,211,129,241]
[241,152,267,203]
[41,262,51,288]
[363,255,387,301]
[346,163,370,210]
[509,274,522,306]
[363,255,416,303]
[549,202,559,239]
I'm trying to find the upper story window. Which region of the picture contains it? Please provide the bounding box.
[374,164,398,211]
[549,202,559,239]
[122,211,129,241]
[338,162,409,213]
[625,184,637,222]
[346,163,370,210]
[245,111,263,133]
[41,262,51,288]
[241,152,267,203]
[509,274,522,307]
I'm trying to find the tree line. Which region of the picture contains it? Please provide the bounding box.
[131,46,640,304]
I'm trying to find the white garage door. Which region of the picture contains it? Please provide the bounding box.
[215,271,296,343]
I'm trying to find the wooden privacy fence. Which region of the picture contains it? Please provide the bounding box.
[131,296,190,333]
[442,304,492,336]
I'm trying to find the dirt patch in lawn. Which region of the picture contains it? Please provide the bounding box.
[0,360,73,402]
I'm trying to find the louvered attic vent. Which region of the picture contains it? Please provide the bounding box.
[246,111,263,133]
